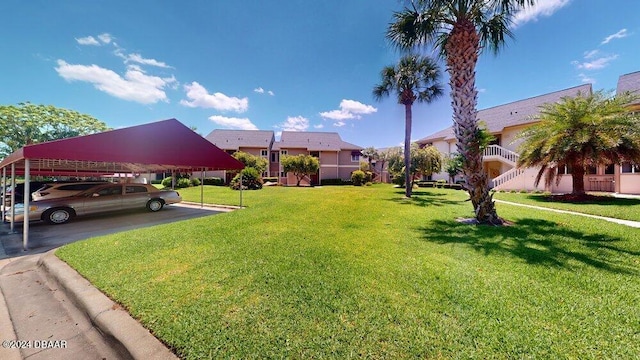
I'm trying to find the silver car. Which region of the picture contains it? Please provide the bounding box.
[5,183,182,225]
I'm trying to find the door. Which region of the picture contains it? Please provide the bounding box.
[80,185,123,215]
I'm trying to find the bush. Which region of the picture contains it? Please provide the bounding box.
[190,178,201,187]
[351,170,366,186]
[176,178,191,188]
[150,179,162,185]
[262,177,278,183]
[230,167,263,190]
[161,177,173,188]
[417,181,436,188]
[320,178,349,186]
[203,177,224,186]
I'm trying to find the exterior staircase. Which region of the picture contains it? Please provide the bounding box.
[482,145,526,189]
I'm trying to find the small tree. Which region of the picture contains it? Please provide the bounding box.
[444,153,464,184]
[232,151,268,175]
[386,147,406,186]
[411,145,443,187]
[361,146,379,179]
[351,170,366,186]
[281,154,320,186]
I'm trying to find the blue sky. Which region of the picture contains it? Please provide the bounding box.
[1,0,638,148]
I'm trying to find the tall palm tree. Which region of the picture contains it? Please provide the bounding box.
[387,0,535,224]
[373,53,443,198]
[518,91,640,195]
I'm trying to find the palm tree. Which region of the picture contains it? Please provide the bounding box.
[387,0,535,224]
[517,91,640,195]
[373,54,443,197]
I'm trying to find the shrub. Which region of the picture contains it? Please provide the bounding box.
[176,178,191,188]
[351,170,366,186]
[230,167,263,190]
[150,179,162,185]
[190,178,201,187]
[365,182,373,186]
[161,177,173,188]
[320,178,353,186]
[263,177,278,183]
[203,177,224,186]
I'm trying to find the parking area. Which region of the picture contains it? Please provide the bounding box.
[0,203,232,257]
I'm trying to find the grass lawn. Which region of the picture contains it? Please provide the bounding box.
[56,185,640,359]
[493,191,640,222]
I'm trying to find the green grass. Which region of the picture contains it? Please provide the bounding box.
[56,185,640,359]
[493,191,640,222]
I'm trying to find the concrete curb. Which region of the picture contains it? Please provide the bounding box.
[38,251,178,360]
[0,258,21,360]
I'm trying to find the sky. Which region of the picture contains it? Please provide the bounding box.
[1,0,638,149]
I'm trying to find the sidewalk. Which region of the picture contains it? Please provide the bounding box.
[0,252,178,360]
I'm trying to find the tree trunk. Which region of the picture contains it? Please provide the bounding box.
[404,102,412,198]
[445,21,502,225]
[571,163,586,195]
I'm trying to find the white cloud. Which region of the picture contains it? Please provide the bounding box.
[55,59,175,104]
[583,49,599,59]
[180,82,248,113]
[320,99,377,120]
[333,121,346,127]
[278,116,309,131]
[254,87,275,96]
[209,115,258,130]
[578,73,595,84]
[126,53,171,68]
[601,29,628,45]
[76,36,100,46]
[313,124,324,129]
[97,33,113,44]
[572,54,618,70]
[513,0,571,27]
[76,33,113,46]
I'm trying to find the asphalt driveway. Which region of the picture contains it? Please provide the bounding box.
[0,203,232,257]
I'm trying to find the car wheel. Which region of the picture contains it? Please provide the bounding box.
[43,208,74,225]
[146,199,164,212]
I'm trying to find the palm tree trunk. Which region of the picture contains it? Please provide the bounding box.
[571,162,586,195]
[445,21,502,225]
[404,102,412,198]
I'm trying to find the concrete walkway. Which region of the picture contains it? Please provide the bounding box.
[0,251,178,360]
[495,200,640,228]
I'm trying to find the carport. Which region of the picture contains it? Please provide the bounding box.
[0,118,244,250]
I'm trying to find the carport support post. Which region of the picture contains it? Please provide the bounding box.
[1,167,5,221]
[200,168,204,208]
[23,159,30,251]
[9,163,16,233]
[240,173,243,207]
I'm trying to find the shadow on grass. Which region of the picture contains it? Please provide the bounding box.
[516,194,640,206]
[389,190,464,207]
[417,218,638,274]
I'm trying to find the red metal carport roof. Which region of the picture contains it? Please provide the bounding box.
[0,118,244,174]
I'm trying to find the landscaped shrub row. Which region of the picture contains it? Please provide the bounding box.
[417,181,463,190]
[320,178,353,186]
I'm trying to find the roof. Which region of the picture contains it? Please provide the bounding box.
[273,131,362,151]
[0,119,244,175]
[205,129,275,150]
[418,84,593,143]
[617,71,640,95]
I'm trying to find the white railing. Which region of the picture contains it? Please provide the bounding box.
[491,167,525,189]
[483,145,519,164]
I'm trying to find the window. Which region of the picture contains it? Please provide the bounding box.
[621,162,640,174]
[271,152,278,163]
[351,153,360,162]
[280,171,286,177]
[604,164,615,175]
[280,150,288,156]
[125,186,148,194]
[96,186,122,196]
[260,149,268,157]
[310,151,319,158]
[586,166,597,175]
[557,164,571,175]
